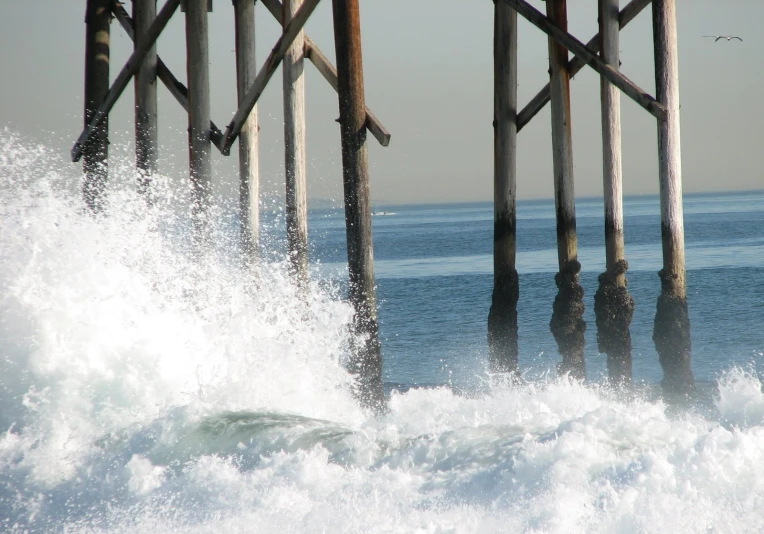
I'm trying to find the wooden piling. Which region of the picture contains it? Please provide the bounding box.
[488,0,520,375]
[332,0,384,412]
[234,0,260,261]
[594,0,635,385]
[545,0,586,380]
[133,0,158,197]
[185,0,212,237]
[283,0,309,286]
[83,0,111,213]
[651,0,694,397]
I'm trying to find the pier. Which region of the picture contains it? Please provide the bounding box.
[72,0,693,409]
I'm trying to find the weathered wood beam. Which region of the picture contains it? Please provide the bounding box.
[110,2,225,151]
[651,0,694,397]
[186,0,212,232]
[72,0,181,163]
[283,0,310,286]
[83,0,111,212]
[260,0,390,147]
[545,0,586,381]
[512,0,660,131]
[221,0,321,155]
[233,0,260,260]
[487,0,520,375]
[595,0,635,385]
[133,0,159,194]
[332,0,384,412]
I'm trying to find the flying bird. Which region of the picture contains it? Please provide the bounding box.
[703,35,743,42]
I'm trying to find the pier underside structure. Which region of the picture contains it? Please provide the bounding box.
[72,0,692,409]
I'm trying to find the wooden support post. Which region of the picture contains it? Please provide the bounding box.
[332,0,384,412]
[652,0,694,398]
[234,0,260,261]
[517,0,651,132]
[545,0,586,380]
[72,0,181,163]
[487,0,519,375]
[134,0,159,196]
[594,0,635,385]
[283,0,309,286]
[221,0,321,155]
[185,0,212,238]
[83,0,111,213]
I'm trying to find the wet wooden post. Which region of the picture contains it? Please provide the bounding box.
[185,0,212,238]
[234,0,260,261]
[488,0,520,375]
[652,0,694,397]
[594,0,635,385]
[545,0,586,380]
[332,0,384,412]
[134,0,158,197]
[283,0,309,286]
[83,0,111,213]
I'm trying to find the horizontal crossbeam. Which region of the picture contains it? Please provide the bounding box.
[221,0,321,155]
[517,0,652,131]
[504,0,666,123]
[72,0,181,162]
[110,1,225,151]
[259,0,390,147]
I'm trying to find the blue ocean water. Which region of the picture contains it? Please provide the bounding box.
[304,192,764,389]
[3,131,764,533]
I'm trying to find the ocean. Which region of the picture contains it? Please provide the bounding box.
[2,130,764,532]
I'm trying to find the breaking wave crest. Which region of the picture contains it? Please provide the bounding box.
[2,131,764,533]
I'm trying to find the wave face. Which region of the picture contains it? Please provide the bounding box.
[2,131,764,533]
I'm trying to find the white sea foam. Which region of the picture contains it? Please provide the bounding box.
[2,131,764,533]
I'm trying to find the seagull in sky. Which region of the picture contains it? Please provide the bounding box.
[704,35,743,42]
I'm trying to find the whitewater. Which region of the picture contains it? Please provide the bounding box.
[2,130,764,533]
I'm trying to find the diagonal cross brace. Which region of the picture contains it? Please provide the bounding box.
[72,0,181,162]
[503,0,666,123]
[259,0,390,147]
[221,0,321,155]
[110,1,226,152]
[517,0,652,131]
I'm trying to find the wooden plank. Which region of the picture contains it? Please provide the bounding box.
[260,0,390,147]
[133,0,158,193]
[283,0,309,285]
[185,0,212,228]
[332,0,383,412]
[233,0,260,259]
[515,0,655,131]
[487,0,520,375]
[110,2,226,152]
[221,0,321,155]
[83,0,111,212]
[72,0,181,163]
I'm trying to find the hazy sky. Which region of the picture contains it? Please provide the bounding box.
[0,0,761,205]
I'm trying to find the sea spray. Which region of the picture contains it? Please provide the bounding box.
[3,131,764,532]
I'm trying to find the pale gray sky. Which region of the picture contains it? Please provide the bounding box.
[0,0,761,205]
